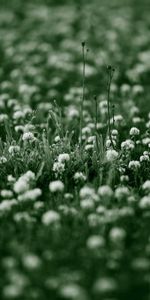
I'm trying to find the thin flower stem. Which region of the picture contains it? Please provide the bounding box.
[107,65,115,149]
[94,95,98,133]
[112,104,115,127]
[79,41,86,149]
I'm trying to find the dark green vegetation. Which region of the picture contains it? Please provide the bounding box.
[0,0,150,299]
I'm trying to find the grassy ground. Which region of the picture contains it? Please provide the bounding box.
[0,0,150,299]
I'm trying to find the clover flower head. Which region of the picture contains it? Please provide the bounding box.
[106,149,119,162]
[49,180,64,193]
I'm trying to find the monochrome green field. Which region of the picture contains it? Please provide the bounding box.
[0,0,150,299]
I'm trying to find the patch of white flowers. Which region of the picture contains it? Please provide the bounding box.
[128,160,140,170]
[18,188,42,202]
[98,185,113,198]
[14,171,35,194]
[49,180,64,193]
[106,149,119,162]
[8,146,20,155]
[22,132,35,142]
[53,153,70,177]
[115,186,130,200]
[142,180,150,193]
[129,127,140,136]
[121,139,135,151]
[139,196,150,209]
[87,235,105,250]
[140,154,149,162]
[74,172,86,183]
[58,153,70,163]
[0,156,7,164]
[42,210,60,226]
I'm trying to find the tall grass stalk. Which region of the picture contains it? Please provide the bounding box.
[79,41,86,150]
[107,65,115,149]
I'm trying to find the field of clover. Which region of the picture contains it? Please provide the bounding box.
[0,0,150,299]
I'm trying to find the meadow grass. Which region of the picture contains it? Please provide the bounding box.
[0,0,150,299]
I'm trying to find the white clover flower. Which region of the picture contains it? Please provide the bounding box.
[140,155,149,162]
[22,254,41,270]
[132,84,144,95]
[14,179,29,194]
[106,139,116,149]
[0,199,17,212]
[0,114,8,122]
[60,283,86,300]
[66,106,79,119]
[147,116,150,129]
[119,207,134,217]
[142,137,150,145]
[14,171,35,194]
[109,227,126,242]
[136,140,141,145]
[82,126,91,135]
[3,284,22,298]
[0,156,7,164]
[94,277,117,294]
[18,188,42,202]
[105,208,119,223]
[132,116,142,124]
[22,132,35,141]
[127,196,137,204]
[143,151,149,156]
[87,135,96,143]
[80,199,95,210]
[1,190,13,198]
[96,205,106,214]
[142,180,150,192]
[8,146,20,155]
[99,100,107,110]
[110,114,123,126]
[42,210,60,225]
[115,186,130,200]
[15,125,24,133]
[52,161,65,175]
[54,135,61,143]
[25,171,35,182]
[98,185,113,198]
[58,153,70,163]
[87,235,105,249]
[106,149,119,162]
[58,205,77,217]
[79,186,95,199]
[128,160,140,170]
[121,139,134,151]
[13,212,32,223]
[64,193,73,200]
[7,175,15,183]
[23,107,32,116]
[120,175,129,183]
[49,180,64,193]
[13,110,24,119]
[34,201,44,210]
[111,129,118,136]
[130,106,139,116]
[87,213,100,227]
[85,144,94,151]
[74,172,86,182]
[139,196,150,209]
[24,124,35,133]
[129,127,140,136]
[120,84,130,94]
